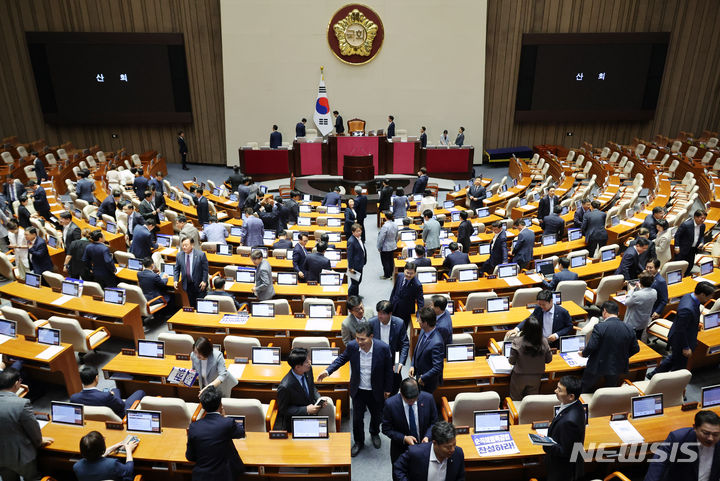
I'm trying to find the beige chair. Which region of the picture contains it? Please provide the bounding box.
[647,317,672,343]
[292,337,330,351]
[464,292,498,311]
[223,265,238,279]
[204,294,238,313]
[316,398,342,432]
[0,252,17,280]
[201,242,218,253]
[81,281,105,299]
[114,251,135,267]
[0,305,47,337]
[24,165,37,181]
[83,406,122,423]
[423,293,451,308]
[47,316,110,354]
[660,260,689,279]
[556,280,587,306]
[303,298,335,316]
[158,333,195,355]
[221,398,273,432]
[511,287,542,308]
[627,369,691,407]
[43,272,65,290]
[118,282,166,319]
[224,335,261,359]
[441,392,501,426]
[450,264,478,280]
[258,299,291,315]
[598,244,619,259]
[272,248,287,259]
[137,396,200,429]
[451,333,474,345]
[585,275,625,306]
[506,394,559,425]
[581,385,638,418]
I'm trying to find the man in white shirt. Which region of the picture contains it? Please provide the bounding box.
[393,420,465,481]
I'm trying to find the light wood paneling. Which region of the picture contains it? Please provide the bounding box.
[0,0,225,165]
[484,0,720,150]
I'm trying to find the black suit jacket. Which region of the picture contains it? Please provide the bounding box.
[382,391,438,462]
[335,115,344,134]
[355,194,368,223]
[645,427,720,481]
[543,214,566,240]
[369,315,410,365]
[174,249,209,292]
[63,222,81,250]
[97,196,117,220]
[325,339,394,401]
[378,185,394,211]
[674,218,705,259]
[177,136,188,154]
[137,269,168,302]
[581,209,608,242]
[387,122,396,138]
[544,400,585,481]
[518,305,573,339]
[274,368,320,432]
[295,122,306,138]
[420,133,427,147]
[29,237,54,274]
[292,243,308,275]
[582,317,639,375]
[389,273,424,322]
[668,293,701,351]
[186,413,245,481]
[270,131,282,149]
[537,195,559,221]
[347,235,366,272]
[196,196,209,226]
[412,175,429,195]
[443,251,470,272]
[304,252,331,282]
[394,441,465,481]
[615,246,641,280]
[133,176,149,199]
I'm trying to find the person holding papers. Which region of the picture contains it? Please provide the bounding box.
[508,316,552,401]
[369,300,410,394]
[624,270,658,340]
[341,295,366,345]
[544,375,585,481]
[510,290,572,347]
[644,410,720,481]
[174,237,209,308]
[70,366,146,419]
[191,337,238,398]
[410,307,445,394]
[511,218,534,269]
[579,301,639,393]
[318,321,393,457]
[274,348,322,432]
[250,250,274,301]
[390,262,424,329]
[393,420,465,481]
[347,223,366,296]
[481,221,507,274]
[541,257,578,291]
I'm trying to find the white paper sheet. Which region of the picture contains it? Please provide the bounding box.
[0,334,12,345]
[620,221,635,227]
[115,267,124,274]
[50,295,73,306]
[306,318,333,331]
[322,286,341,292]
[694,276,716,285]
[487,355,513,374]
[609,420,645,444]
[526,273,544,283]
[36,345,64,360]
[37,420,49,430]
[503,277,523,287]
[227,363,246,379]
[561,352,588,367]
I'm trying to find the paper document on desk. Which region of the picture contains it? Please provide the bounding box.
[403,241,416,249]
[227,363,246,379]
[0,334,11,345]
[487,355,513,374]
[694,276,716,285]
[306,318,332,331]
[322,286,341,292]
[37,420,49,430]
[610,420,645,444]
[503,277,523,287]
[219,313,249,325]
[51,295,73,306]
[470,235,481,242]
[471,432,519,457]
[620,220,635,227]
[561,352,587,367]
[526,273,544,283]
[36,345,64,360]
[115,267,124,274]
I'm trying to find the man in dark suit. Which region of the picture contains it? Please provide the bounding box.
[442,242,470,273]
[646,258,669,320]
[454,127,465,146]
[271,230,293,250]
[58,211,81,250]
[390,262,424,328]
[412,246,432,267]
[615,237,650,280]
[642,206,666,240]
[27,181,52,223]
[512,290,573,346]
[419,126,427,148]
[130,219,157,260]
[410,307,444,393]
[137,257,171,306]
[481,221,507,274]
[393,421,465,481]
[70,366,145,419]
[387,115,396,138]
[378,179,394,214]
[573,198,590,227]
[537,187,559,222]
[32,152,48,181]
[654,282,715,374]
[580,301,639,392]
[305,241,331,282]
[269,125,282,149]
[177,130,189,170]
[138,190,160,223]
[83,230,117,287]
[511,218,534,269]
[186,386,245,481]
[149,171,165,196]
[347,223,366,296]
[133,168,148,200]
[369,300,410,394]
[543,205,566,241]
[295,118,306,138]
[98,189,122,220]
[544,375,586,481]
[123,202,146,241]
[354,185,368,242]
[274,348,322,432]
[318,321,394,456]
[26,227,53,275]
[225,167,243,193]
[630,228,656,268]
[456,210,473,256]
[322,186,342,206]
[581,200,608,258]
[644,410,720,481]
[3,177,25,213]
[292,233,309,280]
[675,209,707,276]
[411,168,429,195]
[75,170,95,203]
[194,188,209,226]
[431,295,453,346]
[382,377,438,472]
[333,110,344,135]
[173,237,209,308]
[542,257,579,291]
[468,177,486,211]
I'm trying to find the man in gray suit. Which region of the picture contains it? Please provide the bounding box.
[421,209,441,255]
[624,270,658,339]
[241,208,265,248]
[0,369,53,481]
[177,214,201,246]
[251,250,274,300]
[581,200,608,257]
[377,211,398,279]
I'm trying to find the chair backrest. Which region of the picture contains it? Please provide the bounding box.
[223,335,261,359]
[302,298,335,315]
[1,151,14,164]
[642,369,691,407]
[594,275,626,305]
[0,305,38,336]
[465,291,497,311]
[83,405,122,423]
[686,146,698,159]
[292,336,330,351]
[157,333,195,355]
[47,316,90,353]
[117,282,149,317]
[43,272,65,290]
[671,140,682,152]
[556,280,587,306]
[221,398,267,432]
[586,385,637,418]
[81,281,104,299]
[114,251,135,267]
[259,299,291,315]
[0,252,16,281]
[450,264,478,280]
[204,294,238,313]
[317,399,338,432]
[451,333,474,345]
[660,260,689,279]
[511,287,543,308]
[517,394,560,425]
[24,165,37,181]
[138,396,192,428]
[451,392,501,427]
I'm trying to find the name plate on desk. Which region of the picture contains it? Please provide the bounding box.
[176,354,190,361]
[472,308,484,314]
[486,275,497,279]
[446,278,456,283]
[25,335,37,343]
[307,281,318,286]
[456,426,470,435]
[269,430,288,439]
[183,307,194,312]
[105,421,124,430]
[234,357,249,364]
[682,402,699,411]
[532,421,550,430]
[611,412,628,421]
[294,313,307,319]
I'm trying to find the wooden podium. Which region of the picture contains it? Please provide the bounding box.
[342,154,374,182]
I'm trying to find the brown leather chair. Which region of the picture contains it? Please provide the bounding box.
[347,118,366,134]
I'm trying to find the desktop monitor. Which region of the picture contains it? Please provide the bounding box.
[0,319,17,338]
[309,304,333,318]
[700,259,714,276]
[310,347,339,365]
[47,236,57,248]
[298,217,311,226]
[61,280,81,297]
[542,235,557,246]
[631,394,664,419]
[327,206,341,215]
[196,299,218,314]
[156,234,171,248]
[486,297,510,313]
[327,232,341,242]
[400,231,417,242]
[106,221,117,234]
[417,271,437,284]
[51,401,84,426]
[666,270,682,286]
[451,212,461,222]
[703,312,720,330]
[126,410,162,434]
[570,255,587,268]
[701,385,720,408]
[252,347,281,365]
[37,326,61,346]
[161,263,174,277]
[568,229,582,242]
[277,272,298,285]
[458,269,478,282]
[299,205,312,213]
[446,344,475,362]
[137,339,165,359]
[327,218,342,227]
[104,287,126,305]
[439,229,450,240]
[473,410,510,433]
[217,244,231,256]
[324,250,341,262]
[559,335,585,353]
[235,267,256,283]
[127,258,143,271]
[263,230,275,241]
[497,264,518,279]
[476,208,490,218]
[230,226,243,237]
[320,273,341,286]
[601,249,616,262]
[443,200,455,209]
[291,416,329,439]
[25,272,41,288]
[478,244,491,256]
[251,303,274,317]
[552,292,562,305]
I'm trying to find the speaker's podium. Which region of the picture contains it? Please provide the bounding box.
[343,155,374,182]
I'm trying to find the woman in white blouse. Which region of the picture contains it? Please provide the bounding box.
[7,220,29,277]
[654,219,672,266]
[191,336,238,398]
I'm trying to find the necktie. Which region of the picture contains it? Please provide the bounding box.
[301,376,310,397]
[9,184,15,202]
[129,216,134,233]
[402,278,407,289]
[185,253,191,279]
[408,404,419,439]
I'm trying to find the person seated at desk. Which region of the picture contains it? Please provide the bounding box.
[304,241,331,282]
[481,221,507,274]
[322,186,342,207]
[542,256,578,291]
[644,410,720,481]
[442,242,469,273]
[70,366,145,419]
[544,375,585,481]
[615,236,650,280]
[509,289,573,347]
[74,430,137,481]
[274,348,325,432]
[543,205,566,241]
[269,124,282,149]
[431,295,452,347]
[26,226,54,276]
[129,218,157,260]
[250,249,274,301]
[186,386,246,481]
[396,217,413,240]
[202,215,228,244]
[192,337,238,398]
[412,245,432,267]
[83,230,118,288]
[409,307,444,394]
[392,188,410,220]
[508,315,552,401]
[97,189,122,221]
[370,300,410,394]
[292,233,309,280]
[412,168,428,196]
[137,257,173,316]
[342,295,366,345]
[393,420,464,481]
[207,277,242,311]
[271,230,293,249]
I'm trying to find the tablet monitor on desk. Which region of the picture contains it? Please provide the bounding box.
[253,247,268,258]
[542,235,557,246]
[601,249,616,262]
[559,335,585,353]
[441,246,452,258]
[439,229,450,240]
[182,197,190,206]
[704,312,720,330]
[327,232,341,243]
[0,319,17,338]
[451,212,461,222]
[326,218,342,227]
[477,243,491,256]
[126,410,162,434]
[137,339,165,359]
[535,259,554,276]
[263,230,275,241]
[700,259,714,276]
[38,326,60,346]
[701,385,720,408]
[473,410,510,433]
[446,344,474,362]
[213,187,222,196]
[400,231,417,242]
[88,215,97,226]
[320,272,341,286]
[292,231,301,241]
[476,207,490,218]
[611,215,619,227]
[303,194,311,202]
[497,264,518,279]
[156,234,172,248]
[227,415,245,432]
[197,299,218,315]
[443,200,455,209]
[229,194,238,202]
[568,229,582,242]
[298,217,311,226]
[236,267,256,283]
[292,416,329,439]
[631,394,664,419]
[570,255,587,268]
[309,304,333,318]
[106,221,117,234]
[251,303,274,317]
[324,250,341,262]
[446,301,455,315]
[486,296,509,313]
[25,272,41,288]
[417,271,437,284]
[47,236,57,248]
[311,347,339,365]
[413,194,423,202]
[217,244,231,256]
[169,192,176,201]
[327,206,340,214]
[458,269,478,282]
[230,226,243,237]
[104,287,126,305]
[51,402,83,426]
[667,269,683,286]
[277,272,297,285]
[127,258,143,271]
[518,198,527,207]
[252,347,281,365]
[161,263,174,277]
[299,205,312,213]
[61,280,81,297]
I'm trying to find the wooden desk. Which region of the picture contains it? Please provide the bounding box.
[0,335,81,394]
[0,282,144,342]
[421,273,543,297]
[165,197,230,225]
[40,420,351,480]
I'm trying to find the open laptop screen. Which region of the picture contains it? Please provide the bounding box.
[38,326,60,346]
[0,319,17,338]
[309,304,333,318]
[196,299,218,314]
[252,347,281,365]
[486,297,510,313]
[559,335,585,353]
[446,344,474,362]
[666,270,682,285]
[701,385,720,408]
[310,347,339,365]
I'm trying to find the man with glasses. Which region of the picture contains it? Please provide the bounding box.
[342,295,366,345]
[274,348,325,432]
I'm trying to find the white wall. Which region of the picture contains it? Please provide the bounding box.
[220,0,487,165]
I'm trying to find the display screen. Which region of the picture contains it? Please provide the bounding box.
[516,33,669,121]
[26,32,192,124]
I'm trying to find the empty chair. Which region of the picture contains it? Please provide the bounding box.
[451,333,474,345]
[204,294,238,313]
[0,252,17,280]
[137,396,199,429]
[258,299,291,315]
[581,385,638,418]
[506,394,559,425]
[114,251,135,267]
[303,298,335,315]
[292,336,330,351]
[201,242,218,253]
[511,287,542,308]
[158,333,195,355]
[556,280,587,306]
[83,405,122,423]
[660,260,689,279]
[686,146,698,159]
[627,369,691,407]
[221,398,273,432]
[24,165,37,181]
[43,272,65,290]
[440,392,501,426]
[450,264,478,280]
[585,275,625,306]
[464,292,498,311]
[0,305,47,337]
[47,316,110,355]
[223,335,261,359]
[1,151,14,165]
